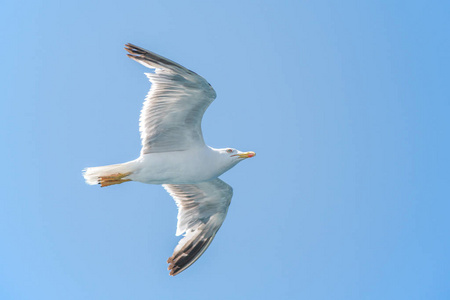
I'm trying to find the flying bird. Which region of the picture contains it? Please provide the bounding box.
[83,44,255,276]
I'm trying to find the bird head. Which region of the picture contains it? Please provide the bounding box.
[222,148,255,161]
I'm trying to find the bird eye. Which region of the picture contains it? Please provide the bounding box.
[226,149,233,153]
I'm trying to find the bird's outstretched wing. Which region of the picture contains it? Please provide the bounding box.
[125,43,217,154]
[163,178,233,276]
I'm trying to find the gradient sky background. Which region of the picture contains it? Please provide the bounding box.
[1,1,449,299]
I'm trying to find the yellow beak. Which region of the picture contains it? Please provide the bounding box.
[232,151,256,159]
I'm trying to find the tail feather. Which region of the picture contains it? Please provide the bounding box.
[83,161,136,185]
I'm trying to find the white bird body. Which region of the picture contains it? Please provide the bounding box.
[135,147,241,184]
[83,44,255,276]
[84,146,244,185]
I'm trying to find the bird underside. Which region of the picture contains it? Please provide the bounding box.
[98,172,132,187]
[82,43,255,276]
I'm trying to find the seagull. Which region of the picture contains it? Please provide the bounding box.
[83,44,255,276]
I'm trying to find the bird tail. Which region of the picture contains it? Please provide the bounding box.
[82,161,136,187]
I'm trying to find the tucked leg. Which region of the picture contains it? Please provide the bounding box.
[99,172,132,187]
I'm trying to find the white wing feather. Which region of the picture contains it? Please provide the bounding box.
[163,178,233,276]
[125,44,216,154]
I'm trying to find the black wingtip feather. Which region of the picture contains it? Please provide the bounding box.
[124,43,196,75]
[167,235,214,276]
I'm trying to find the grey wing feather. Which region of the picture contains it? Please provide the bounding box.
[163,178,233,276]
[125,43,216,154]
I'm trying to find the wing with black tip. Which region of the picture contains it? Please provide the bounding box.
[163,178,232,276]
[125,43,216,154]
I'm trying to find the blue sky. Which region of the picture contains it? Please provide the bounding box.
[1,1,449,299]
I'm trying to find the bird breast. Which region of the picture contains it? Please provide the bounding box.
[130,147,225,184]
